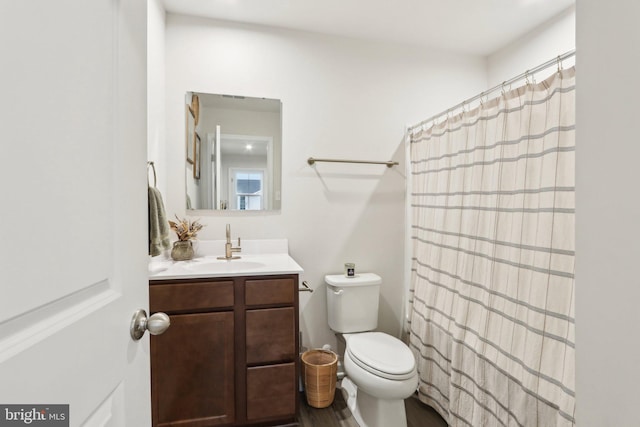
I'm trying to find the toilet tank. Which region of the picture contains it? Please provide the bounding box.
[325,273,381,333]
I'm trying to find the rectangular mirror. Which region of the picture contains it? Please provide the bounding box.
[185,92,282,211]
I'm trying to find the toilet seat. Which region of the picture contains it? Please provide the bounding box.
[346,332,416,380]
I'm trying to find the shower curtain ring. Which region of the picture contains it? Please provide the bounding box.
[557,55,563,73]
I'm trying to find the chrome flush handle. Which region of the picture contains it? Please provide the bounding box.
[299,281,314,292]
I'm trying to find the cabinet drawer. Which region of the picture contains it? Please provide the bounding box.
[246,307,295,364]
[246,363,296,421]
[150,281,234,313]
[245,277,294,306]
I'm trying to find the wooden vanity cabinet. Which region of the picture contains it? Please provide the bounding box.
[150,275,299,427]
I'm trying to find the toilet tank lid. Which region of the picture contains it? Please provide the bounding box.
[325,273,381,287]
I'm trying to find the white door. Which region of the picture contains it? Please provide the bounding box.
[0,1,151,426]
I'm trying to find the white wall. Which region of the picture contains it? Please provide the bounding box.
[576,2,640,425]
[488,5,575,87]
[163,14,487,349]
[147,0,167,195]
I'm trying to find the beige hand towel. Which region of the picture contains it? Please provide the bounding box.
[148,186,171,256]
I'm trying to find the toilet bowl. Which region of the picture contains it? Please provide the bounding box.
[325,274,419,427]
[341,332,418,427]
[345,332,418,397]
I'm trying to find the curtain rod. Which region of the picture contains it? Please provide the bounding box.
[408,49,576,133]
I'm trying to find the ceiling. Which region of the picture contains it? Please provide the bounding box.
[162,0,574,56]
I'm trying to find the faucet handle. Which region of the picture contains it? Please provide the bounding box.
[237,237,241,247]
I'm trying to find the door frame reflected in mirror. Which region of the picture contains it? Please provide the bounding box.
[220,134,273,211]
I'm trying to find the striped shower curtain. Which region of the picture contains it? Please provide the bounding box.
[408,68,575,426]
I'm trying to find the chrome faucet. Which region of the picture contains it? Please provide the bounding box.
[217,224,241,260]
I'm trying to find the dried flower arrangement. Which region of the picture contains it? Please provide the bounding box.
[168,216,204,241]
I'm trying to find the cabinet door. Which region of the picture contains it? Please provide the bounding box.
[246,307,296,365]
[151,312,234,427]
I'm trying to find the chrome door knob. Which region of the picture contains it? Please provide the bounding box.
[130,309,170,341]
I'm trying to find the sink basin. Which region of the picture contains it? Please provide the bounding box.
[185,259,266,273]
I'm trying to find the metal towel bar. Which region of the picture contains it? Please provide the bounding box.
[307,157,398,168]
[147,161,157,187]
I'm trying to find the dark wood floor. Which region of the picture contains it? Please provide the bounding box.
[296,391,448,427]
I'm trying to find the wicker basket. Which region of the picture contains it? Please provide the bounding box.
[301,349,338,408]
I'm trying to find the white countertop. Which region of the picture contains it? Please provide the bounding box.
[148,239,303,281]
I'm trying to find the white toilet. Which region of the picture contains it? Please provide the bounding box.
[325,273,418,427]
